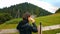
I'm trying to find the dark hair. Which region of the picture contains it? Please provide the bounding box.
[22,12,31,21]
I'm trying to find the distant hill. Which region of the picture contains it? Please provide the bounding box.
[0,2,52,18]
[55,8,60,13]
[4,13,60,26]
[36,13,60,26]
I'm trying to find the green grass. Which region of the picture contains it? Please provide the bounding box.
[35,13,60,26]
[0,24,17,29]
[5,18,22,24]
[2,29,60,34]
[7,32,38,34]
[8,29,60,34]
[0,18,21,29]
[3,13,60,26]
[42,28,60,34]
[0,13,60,29]
[0,13,60,34]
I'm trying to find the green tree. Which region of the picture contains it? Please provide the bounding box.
[0,13,12,24]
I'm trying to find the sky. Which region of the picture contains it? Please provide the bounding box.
[40,0,60,8]
[0,0,60,13]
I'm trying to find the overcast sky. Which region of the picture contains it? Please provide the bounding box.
[40,0,60,8]
[0,0,60,13]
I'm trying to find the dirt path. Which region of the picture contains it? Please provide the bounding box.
[42,24,60,31]
[0,24,60,34]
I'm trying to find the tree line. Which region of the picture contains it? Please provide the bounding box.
[0,2,52,24]
[0,2,52,18]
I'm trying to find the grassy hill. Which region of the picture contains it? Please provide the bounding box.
[35,13,60,26]
[0,13,60,29]
[0,13,60,34]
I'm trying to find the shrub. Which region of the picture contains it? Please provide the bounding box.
[0,13,12,24]
[5,18,22,24]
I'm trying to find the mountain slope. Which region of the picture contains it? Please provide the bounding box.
[35,13,60,26]
[4,13,60,26]
[55,8,60,13]
[0,2,52,18]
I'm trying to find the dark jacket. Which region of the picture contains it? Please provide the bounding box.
[17,20,38,34]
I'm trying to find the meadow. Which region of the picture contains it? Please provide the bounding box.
[0,13,60,34]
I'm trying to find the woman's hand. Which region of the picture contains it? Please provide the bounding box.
[30,17,35,23]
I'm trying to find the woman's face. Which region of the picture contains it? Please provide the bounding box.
[28,16,31,22]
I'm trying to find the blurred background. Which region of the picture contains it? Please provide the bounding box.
[0,0,60,34]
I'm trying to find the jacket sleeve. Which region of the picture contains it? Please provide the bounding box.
[16,21,22,30]
[31,23,38,32]
[16,23,20,30]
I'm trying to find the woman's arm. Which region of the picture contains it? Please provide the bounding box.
[31,23,38,32]
[28,17,38,32]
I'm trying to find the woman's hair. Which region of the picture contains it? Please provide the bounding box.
[22,12,31,20]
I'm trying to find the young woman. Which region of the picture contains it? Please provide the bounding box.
[17,12,38,34]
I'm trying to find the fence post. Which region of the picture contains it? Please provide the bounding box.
[40,22,42,34]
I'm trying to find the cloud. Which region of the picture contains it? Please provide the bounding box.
[0,0,59,13]
[27,0,59,13]
[0,0,27,8]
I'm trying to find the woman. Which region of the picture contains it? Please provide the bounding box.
[17,12,38,34]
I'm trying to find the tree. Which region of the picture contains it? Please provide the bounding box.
[0,13,12,24]
[0,2,52,18]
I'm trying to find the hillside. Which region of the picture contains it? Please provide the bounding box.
[2,13,60,27]
[35,13,60,26]
[55,8,60,13]
[0,2,52,18]
[0,13,60,34]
